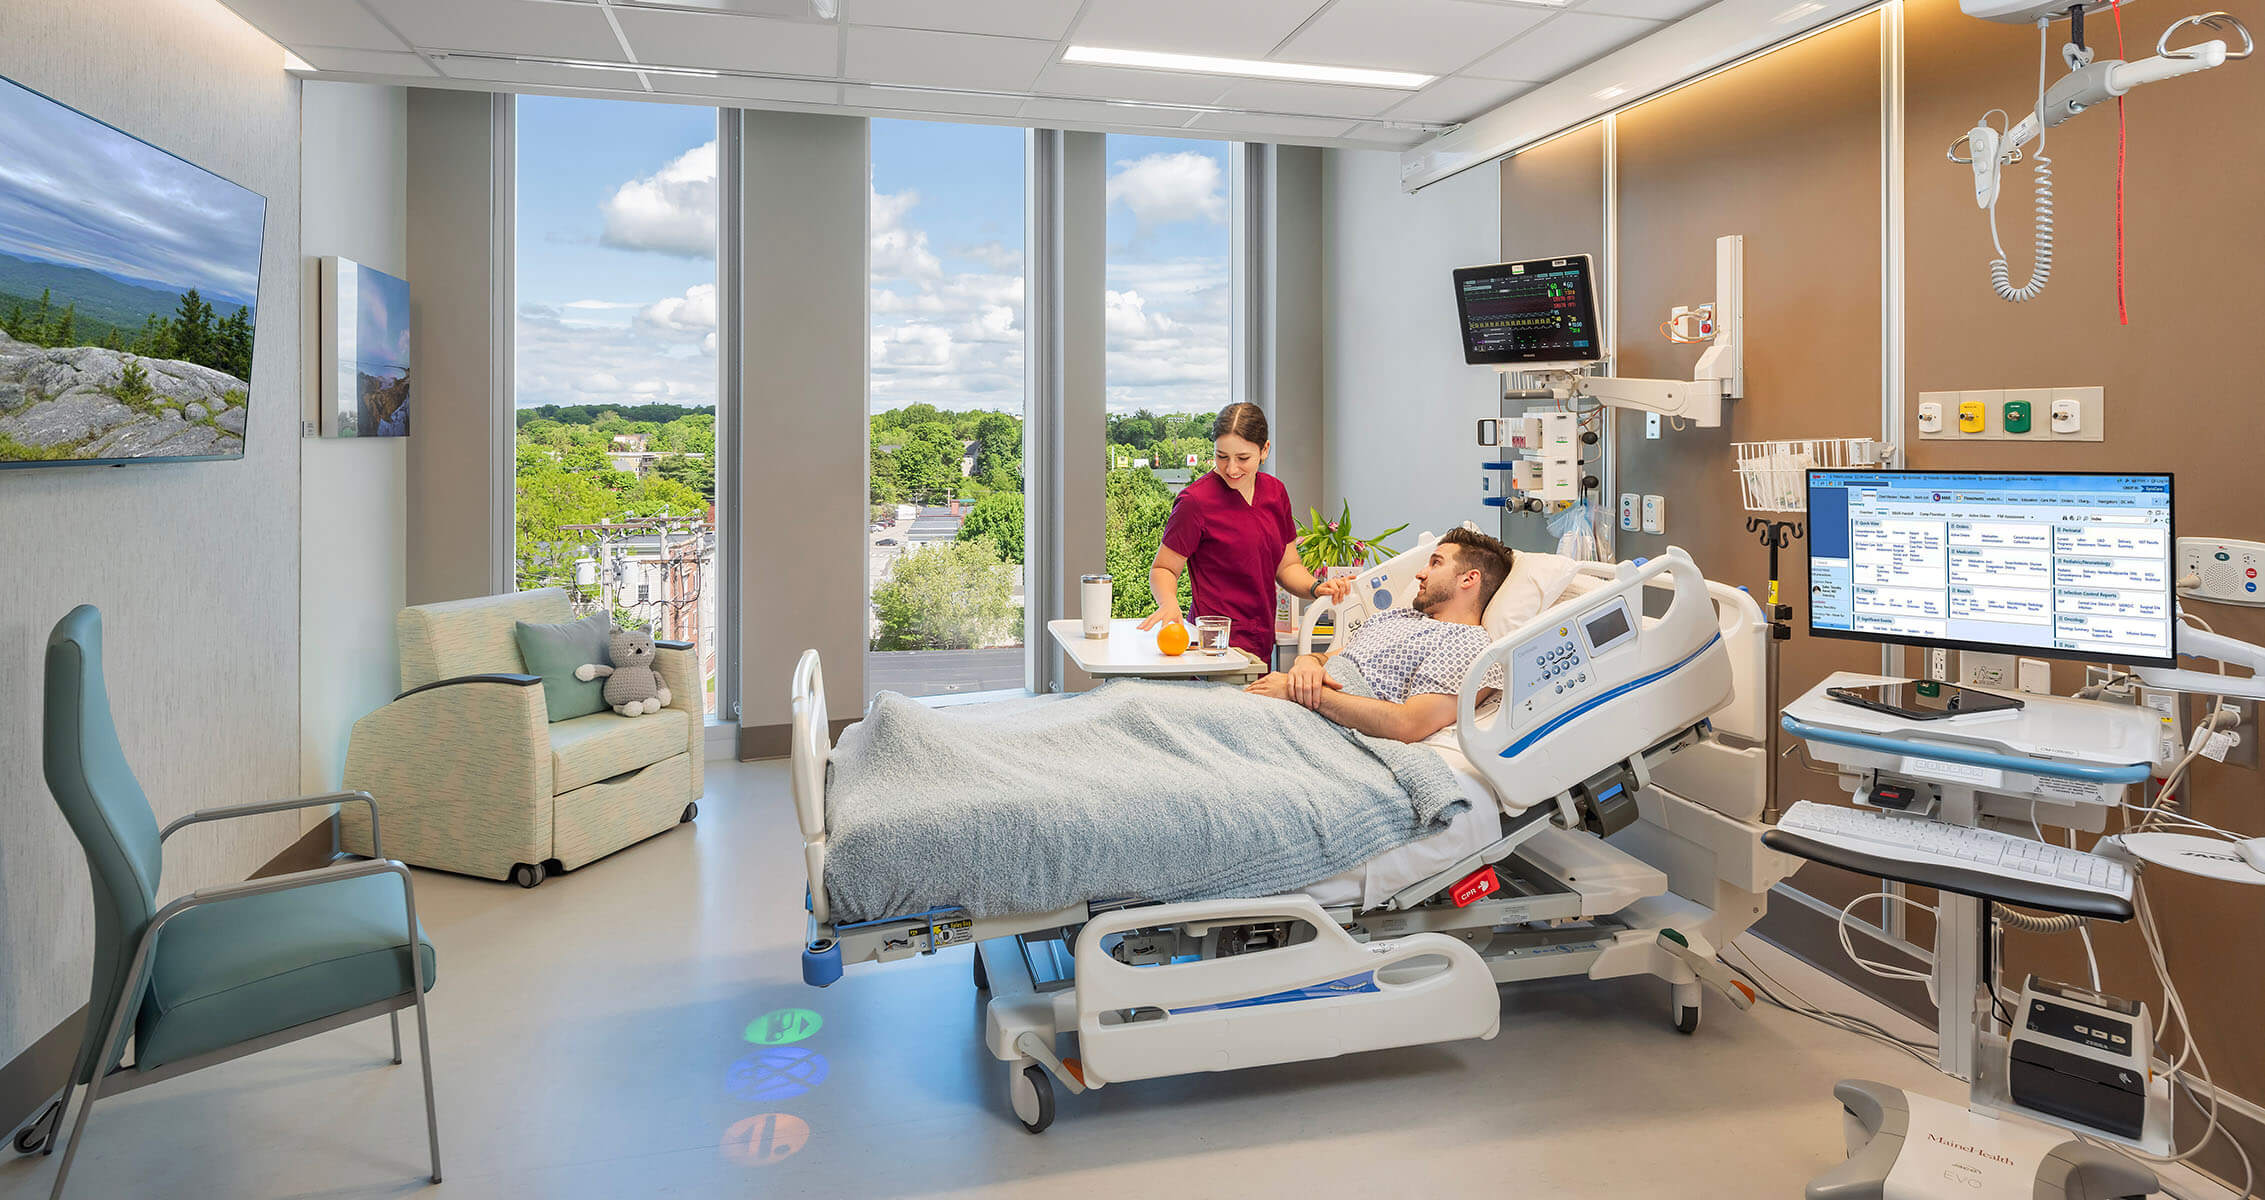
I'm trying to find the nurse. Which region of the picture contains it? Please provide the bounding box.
[1137,402,1351,663]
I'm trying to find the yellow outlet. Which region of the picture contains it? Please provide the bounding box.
[1958,400,1986,434]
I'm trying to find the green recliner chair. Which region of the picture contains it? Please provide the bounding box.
[14,606,442,1198]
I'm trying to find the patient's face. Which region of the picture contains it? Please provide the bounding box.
[1411,548,1465,614]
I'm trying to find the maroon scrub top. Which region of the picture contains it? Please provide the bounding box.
[1160,470,1296,662]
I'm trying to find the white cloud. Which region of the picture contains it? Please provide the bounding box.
[563,299,642,310]
[871,186,941,281]
[515,303,717,411]
[600,140,717,258]
[957,240,1022,271]
[637,283,719,354]
[1106,151,1226,228]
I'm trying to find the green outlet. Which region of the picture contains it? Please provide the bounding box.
[2004,399,2033,434]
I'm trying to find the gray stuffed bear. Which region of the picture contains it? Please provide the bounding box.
[575,626,673,716]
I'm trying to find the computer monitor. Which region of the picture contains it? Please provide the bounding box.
[1453,254,1603,366]
[1805,470,2176,667]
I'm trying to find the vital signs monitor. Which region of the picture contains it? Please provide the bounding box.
[1453,255,1603,366]
[1806,470,2176,667]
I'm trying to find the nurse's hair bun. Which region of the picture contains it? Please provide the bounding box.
[1212,402,1269,447]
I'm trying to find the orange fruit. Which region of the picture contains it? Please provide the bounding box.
[1156,621,1190,656]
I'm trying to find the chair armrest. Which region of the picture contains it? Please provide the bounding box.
[395,673,541,702]
[344,679,553,877]
[161,790,384,857]
[653,642,705,800]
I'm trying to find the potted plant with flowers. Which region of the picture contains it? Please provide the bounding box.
[1291,502,1408,634]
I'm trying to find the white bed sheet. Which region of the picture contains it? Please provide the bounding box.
[1301,742,1504,910]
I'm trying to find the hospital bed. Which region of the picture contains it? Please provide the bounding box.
[788,535,1800,1132]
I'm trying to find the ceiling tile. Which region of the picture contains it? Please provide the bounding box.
[844,0,1078,41]
[614,0,816,16]
[650,74,839,103]
[1184,111,1357,139]
[1069,0,1328,59]
[1465,12,1660,80]
[1278,0,1550,74]
[837,84,1027,116]
[370,0,626,59]
[615,9,838,73]
[1210,78,1415,118]
[1341,121,1430,147]
[1380,75,1532,122]
[844,26,1053,91]
[433,55,648,89]
[1033,63,1233,106]
[219,0,408,49]
[295,45,441,75]
[1018,98,1198,130]
[1574,0,1715,19]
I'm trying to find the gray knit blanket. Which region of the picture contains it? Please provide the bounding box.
[822,662,1467,923]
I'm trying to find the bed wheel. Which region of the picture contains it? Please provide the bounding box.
[1675,1004,1700,1035]
[1010,1064,1054,1133]
[972,948,989,992]
[510,862,546,889]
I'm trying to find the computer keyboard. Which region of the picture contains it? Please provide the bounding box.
[1767,801,2135,919]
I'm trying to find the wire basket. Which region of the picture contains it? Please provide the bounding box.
[1732,438,1890,514]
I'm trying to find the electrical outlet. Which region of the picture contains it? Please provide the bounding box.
[2138,687,2182,767]
[1929,647,1949,682]
[2209,698,2258,769]
[1961,651,2017,688]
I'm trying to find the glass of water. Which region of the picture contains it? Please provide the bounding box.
[1195,615,1233,656]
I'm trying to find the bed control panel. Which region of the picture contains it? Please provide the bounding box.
[1506,596,1636,720]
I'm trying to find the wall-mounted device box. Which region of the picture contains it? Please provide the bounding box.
[1918,387,2102,440]
[2177,537,2265,606]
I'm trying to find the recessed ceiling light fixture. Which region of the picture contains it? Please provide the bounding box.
[1592,83,1629,99]
[1773,2,1827,21]
[1061,45,1433,89]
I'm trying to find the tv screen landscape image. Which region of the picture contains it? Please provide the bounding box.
[0,74,266,469]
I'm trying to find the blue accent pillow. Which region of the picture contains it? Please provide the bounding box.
[513,613,613,722]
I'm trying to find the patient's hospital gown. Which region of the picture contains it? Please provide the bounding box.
[1336,608,1505,704]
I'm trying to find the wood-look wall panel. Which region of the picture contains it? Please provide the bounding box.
[1903,0,2265,1159]
[1610,13,1892,913]
[1497,122,1605,554]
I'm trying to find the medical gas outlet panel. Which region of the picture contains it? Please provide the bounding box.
[1478,410,1598,508]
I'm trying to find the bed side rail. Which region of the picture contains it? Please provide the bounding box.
[790,649,832,926]
[1296,531,1439,655]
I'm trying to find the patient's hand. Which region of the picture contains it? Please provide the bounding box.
[1286,656,1342,708]
[1243,673,1298,704]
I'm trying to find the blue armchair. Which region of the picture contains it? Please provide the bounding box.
[13,606,442,1198]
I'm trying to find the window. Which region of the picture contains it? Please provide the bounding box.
[1102,136,1236,619]
[865,120,1029,700]
[513,97,722,714]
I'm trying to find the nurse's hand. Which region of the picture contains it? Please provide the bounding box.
[1136,606,1184,632]
[1287,655,1342,709]
[1314,576,1353,603]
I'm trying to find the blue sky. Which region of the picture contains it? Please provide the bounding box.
[0,76,264,308]
[351,261,410,375]
[514,97,1233,416]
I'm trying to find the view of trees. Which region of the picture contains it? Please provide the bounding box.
[864,402,1216,649]
[514,403,715,591]
[0,286,254,381]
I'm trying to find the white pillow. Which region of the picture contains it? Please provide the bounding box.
[1482,550,1582,640]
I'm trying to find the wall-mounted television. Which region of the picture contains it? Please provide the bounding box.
[0,74,267,470]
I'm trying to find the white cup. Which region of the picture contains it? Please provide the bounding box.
[1081,574,1113,639]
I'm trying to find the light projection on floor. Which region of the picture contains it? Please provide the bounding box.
[744,1008,822,1046]
[722,1113,811,1167]
[728,1047,830,1104]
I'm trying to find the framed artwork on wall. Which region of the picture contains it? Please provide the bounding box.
[318,256,409,438]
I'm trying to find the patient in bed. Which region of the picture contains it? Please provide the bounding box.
[1244,527,1512,744]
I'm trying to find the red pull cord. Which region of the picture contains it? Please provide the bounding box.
[2111,0,2129,324]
